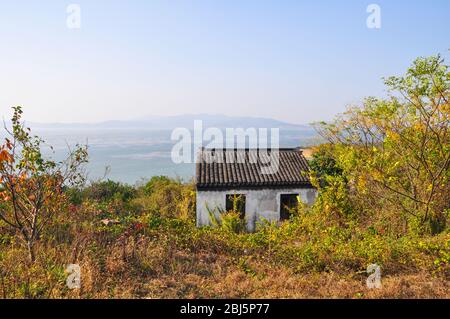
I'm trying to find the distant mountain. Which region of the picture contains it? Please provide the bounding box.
[28,114,313,131]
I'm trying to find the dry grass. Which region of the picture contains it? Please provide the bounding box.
[140,256,449,299]
[0,223,448,299]
[0,181,448,299]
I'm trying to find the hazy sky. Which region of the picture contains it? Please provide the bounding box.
[0,0,449,124]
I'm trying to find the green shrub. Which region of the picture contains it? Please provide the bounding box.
[134,177,195,220]
[85,180,136,203]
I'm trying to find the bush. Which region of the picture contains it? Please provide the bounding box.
[134,177,195,220]
[84,180,136,203]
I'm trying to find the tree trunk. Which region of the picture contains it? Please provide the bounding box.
[27,241,35,263]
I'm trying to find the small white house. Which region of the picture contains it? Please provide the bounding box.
[195,148,317,232]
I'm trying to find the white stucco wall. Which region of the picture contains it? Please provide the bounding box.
[196,187,317,232]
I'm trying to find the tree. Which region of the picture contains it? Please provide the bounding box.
[314,54,449,234]
[0,106,88,262]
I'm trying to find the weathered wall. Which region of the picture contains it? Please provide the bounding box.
[196,188,317,232]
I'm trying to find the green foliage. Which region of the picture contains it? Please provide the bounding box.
[313,174,357,223]
[85,180,136,203]
[219,211,246,233]
[142,176,172,195]
[134,177,195,220]
[207,194,247,233]
[309,144,344,179]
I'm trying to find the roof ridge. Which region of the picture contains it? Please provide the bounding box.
[200,147,303,151]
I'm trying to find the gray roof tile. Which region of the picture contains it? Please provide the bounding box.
[196,148,312,189]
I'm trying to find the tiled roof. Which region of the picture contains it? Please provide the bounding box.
[196,148,312,190]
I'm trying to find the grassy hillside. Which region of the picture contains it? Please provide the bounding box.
[0,177,447,298]
[0,53,448,299]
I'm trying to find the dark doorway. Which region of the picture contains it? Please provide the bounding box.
[280,194,299,221]
[225,194,246,219]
